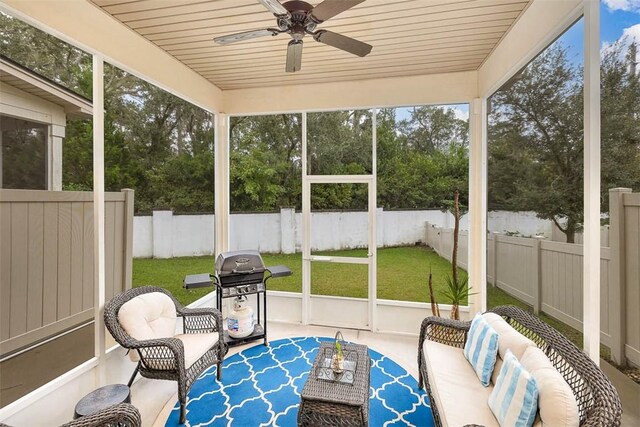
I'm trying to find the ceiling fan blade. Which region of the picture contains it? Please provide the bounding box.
[310,0,365,23]
[258,0,290,17]
[313,30,372,57]
[286,40,303,72]
[214,28,279,45]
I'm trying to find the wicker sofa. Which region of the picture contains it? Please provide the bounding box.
[418,305,622,427]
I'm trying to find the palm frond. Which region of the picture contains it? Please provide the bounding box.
[439,274,476,305]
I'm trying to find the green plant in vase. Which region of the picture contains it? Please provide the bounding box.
[332,340,344,373]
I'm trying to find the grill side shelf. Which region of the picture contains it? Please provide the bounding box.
[265,265,293,279]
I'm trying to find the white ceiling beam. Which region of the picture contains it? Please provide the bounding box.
[223,70,478,114]
[478,0,582,98]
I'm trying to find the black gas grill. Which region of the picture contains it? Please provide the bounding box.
[212,250,291,347]
[215,250,267,288]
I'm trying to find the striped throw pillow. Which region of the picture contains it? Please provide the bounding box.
[488,349,539,427]
[463,313,499,387]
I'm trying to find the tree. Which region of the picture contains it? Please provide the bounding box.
[0,13,92,98]
[489,43,584,242]
[377,106,469,211]
[399,106,469,152]
[489,38,640,242]
[600,40,640,207]
[230,114,302,211]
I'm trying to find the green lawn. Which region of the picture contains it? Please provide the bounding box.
[133,246,465,306]
[133,247,611,362]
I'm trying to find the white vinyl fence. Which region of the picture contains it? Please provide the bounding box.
[133,209,553,258]
[426,188,640,367]
[426,224,613,345]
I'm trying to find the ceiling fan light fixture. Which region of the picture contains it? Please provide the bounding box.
[286,40,303,72]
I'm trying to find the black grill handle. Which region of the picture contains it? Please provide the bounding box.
[232,267,256,274]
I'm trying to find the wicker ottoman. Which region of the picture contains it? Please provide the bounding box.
[298,342,370,426]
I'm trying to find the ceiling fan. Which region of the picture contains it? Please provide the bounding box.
[213,0,372,72]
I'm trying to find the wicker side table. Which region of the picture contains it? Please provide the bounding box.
[73,384,131,419]
[298,342,370,427]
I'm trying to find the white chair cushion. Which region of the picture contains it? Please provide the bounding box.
[520,347,580,427]
[119,292,178,362]
[423,339,500,427]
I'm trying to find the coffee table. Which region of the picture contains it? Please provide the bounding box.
[298,341,370,426]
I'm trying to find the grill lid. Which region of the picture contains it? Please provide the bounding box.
[215,250,266,276]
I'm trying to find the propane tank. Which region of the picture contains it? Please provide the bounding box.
[227,295,255,339]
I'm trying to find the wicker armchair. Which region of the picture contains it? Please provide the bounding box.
[418,305,622,427]
[0,403,141,427]
[104,286,227,424]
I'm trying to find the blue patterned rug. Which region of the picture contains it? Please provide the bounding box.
[164,336,433,426]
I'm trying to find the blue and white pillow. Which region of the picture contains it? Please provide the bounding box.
[488,349,539,427]
[463,313,499,387]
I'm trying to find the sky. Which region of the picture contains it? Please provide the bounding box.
[561,0,640,62]
[395,1,640,123]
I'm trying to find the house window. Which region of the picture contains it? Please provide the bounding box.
[1,115,48,189]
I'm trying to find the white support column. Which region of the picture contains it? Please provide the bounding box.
[468,98,488,317]
[214,113,229,257]
[369,108,378,332]
[583,0,601,363]
[50,125,65,191]
[92,55,106,385]
[301,112,310,325]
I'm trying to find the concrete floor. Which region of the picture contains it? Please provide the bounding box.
[602,361,640,427]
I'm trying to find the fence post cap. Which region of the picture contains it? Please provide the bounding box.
[608,187,632,193]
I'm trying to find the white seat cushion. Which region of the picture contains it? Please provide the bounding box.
[423,340,500,427]
[520,347,580,427]
[176,332,219,369]
[119,292,178,362]
[134,332,220,371]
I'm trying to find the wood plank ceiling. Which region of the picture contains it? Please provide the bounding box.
[91,0,532,90]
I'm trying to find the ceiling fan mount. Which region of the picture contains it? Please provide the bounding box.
[213,0,372,73]
[277,1,315,37]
